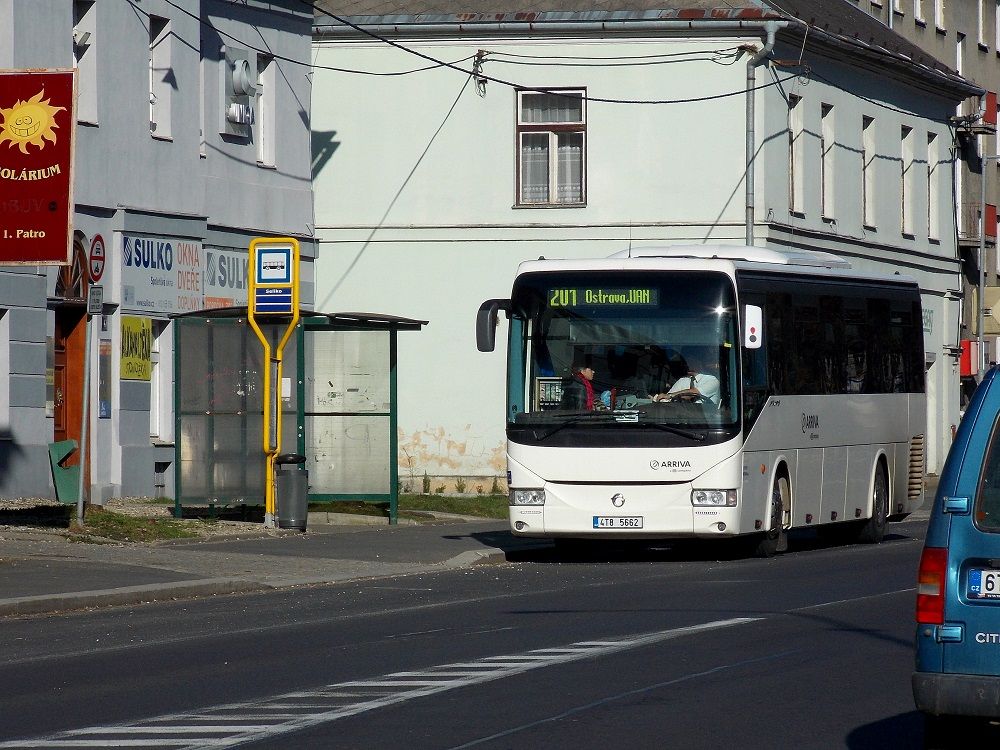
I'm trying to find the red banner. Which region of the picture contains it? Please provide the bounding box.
[0,69,75,264]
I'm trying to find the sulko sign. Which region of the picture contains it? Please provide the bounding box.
[0,69,75,265]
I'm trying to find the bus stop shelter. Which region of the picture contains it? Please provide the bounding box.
[172,308,426,523]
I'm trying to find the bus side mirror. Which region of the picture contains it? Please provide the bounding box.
[476,299,510,352]
[743,304,763,349]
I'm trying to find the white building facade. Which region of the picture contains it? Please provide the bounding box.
[311,1,980,483]
[0,0,315,500]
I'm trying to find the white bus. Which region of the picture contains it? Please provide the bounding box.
[477,245,926,556]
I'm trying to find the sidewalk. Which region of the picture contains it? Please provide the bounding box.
[0,514,548,619]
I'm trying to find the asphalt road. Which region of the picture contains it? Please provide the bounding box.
[0,516,993,749]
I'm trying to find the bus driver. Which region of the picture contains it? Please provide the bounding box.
[652,348,721,406]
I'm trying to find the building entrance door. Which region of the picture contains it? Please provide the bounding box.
[52,239,89,479]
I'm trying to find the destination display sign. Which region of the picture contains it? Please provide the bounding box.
[548,287,659,308]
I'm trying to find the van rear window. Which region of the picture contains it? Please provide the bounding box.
[976,417,1000,531]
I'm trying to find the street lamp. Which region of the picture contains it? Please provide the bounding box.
[980,155,1000,380]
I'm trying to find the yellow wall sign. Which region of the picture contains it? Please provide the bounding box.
[121,316,153,381]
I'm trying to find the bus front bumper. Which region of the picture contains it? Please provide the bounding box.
[508,482,740,539]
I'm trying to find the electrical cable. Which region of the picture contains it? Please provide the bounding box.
[148,0,798,102]
[157,0,476,75]
[307,1,800,104]
[485,52,743,68]
[484,47,744,67]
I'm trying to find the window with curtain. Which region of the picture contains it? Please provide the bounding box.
[516,89,586,206]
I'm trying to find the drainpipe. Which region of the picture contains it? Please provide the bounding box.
[746,21,783,247]
[980,155,998,379]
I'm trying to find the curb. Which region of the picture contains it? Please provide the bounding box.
[0,578,269,618]
[443,548,510,568]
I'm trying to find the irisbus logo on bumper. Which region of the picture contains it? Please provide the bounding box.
[650,459,691,471]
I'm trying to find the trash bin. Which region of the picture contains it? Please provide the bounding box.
[275,453,308,531]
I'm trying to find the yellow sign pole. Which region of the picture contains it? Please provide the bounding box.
[248,238,300,527]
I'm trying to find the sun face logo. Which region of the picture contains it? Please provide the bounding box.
[0,89,65,154]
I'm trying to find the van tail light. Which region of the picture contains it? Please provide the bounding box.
[917,547,948,625]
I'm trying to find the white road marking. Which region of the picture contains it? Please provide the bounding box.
[0,618,757,750]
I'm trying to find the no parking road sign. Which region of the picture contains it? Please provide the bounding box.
[89,234,106,282]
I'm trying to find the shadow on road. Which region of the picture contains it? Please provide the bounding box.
[845,712,924,749]
[847,711,1000,749]
[479,526,921,564]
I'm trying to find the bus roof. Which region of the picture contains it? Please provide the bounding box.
[515,244,919,288]
[607,244,852,269]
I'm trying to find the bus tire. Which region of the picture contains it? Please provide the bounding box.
[749,475,789,558]
[855,460,889,544]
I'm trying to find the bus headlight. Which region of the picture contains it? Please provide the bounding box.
[510,489,545,506]
[691,490,737,507]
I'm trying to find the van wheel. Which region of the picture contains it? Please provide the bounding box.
[855,462,889,544]
[747,475,789,558]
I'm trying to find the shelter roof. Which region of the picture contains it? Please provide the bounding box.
[171,307,428,330]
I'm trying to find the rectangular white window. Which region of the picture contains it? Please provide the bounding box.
[199,50,206,157]
[73,0,97,124]
[149,320,173,442]
[996,1,1000,51]
[901,126,915,235]
[935,0,945,28]
[517,90,585,205]
[893,0,904,12]
[915,0,925,21]
[863,116,876,228]
[821,103,835,219]
[149,15,172,139]
[927,132,940,239]
[256,55,276,167]
[788,95,804,213]
[979,0,987,45]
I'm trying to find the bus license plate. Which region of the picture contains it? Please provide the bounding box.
[969,569,1000,599]
[593,516,643,529]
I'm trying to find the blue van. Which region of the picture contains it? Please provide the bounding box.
[913,367,1000,742]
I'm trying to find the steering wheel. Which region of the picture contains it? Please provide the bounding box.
[655,392,706,404]
[675,393,708,404]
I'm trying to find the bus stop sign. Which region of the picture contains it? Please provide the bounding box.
[250,241,296,315]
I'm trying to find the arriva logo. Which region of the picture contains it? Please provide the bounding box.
[123,236,173,271]
[802,413,820,433]
[649,459,692,470]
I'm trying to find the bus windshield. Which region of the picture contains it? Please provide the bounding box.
[508,271,740,435]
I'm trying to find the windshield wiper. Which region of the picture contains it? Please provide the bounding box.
[534,412,620,440]
[534,411,706,441]
[638,420,706,441]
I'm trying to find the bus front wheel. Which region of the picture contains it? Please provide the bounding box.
[745,475,789,558]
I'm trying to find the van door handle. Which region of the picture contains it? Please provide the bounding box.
[936,625,964,643]
[943,496,970,514]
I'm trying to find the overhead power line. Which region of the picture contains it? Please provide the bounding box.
[306,1,799,104]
